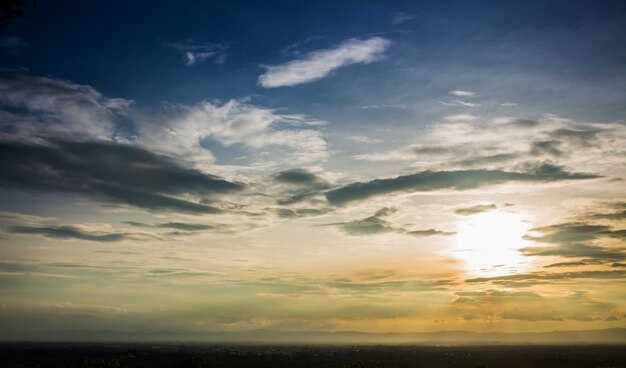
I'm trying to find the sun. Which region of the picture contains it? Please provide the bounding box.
[453,210,531,276]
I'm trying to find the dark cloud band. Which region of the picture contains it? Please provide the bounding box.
[8,225,127,242]
[0,141,243,214]
[325,164,599,205]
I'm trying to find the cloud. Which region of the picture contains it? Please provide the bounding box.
[325,163,599,205]
[439,100,481,107]
[352,143,477,162]
[520,222,626,263]
[0,211,53,225]
[347,135,382,144]
[8,225,128,242]
[92,183,224,214]
[125,221,215,231]
[272,168,321,185]
[0,71,338,220]
[449,90,475,97]
[544,261,589,268]
[333,207,398,236]
[0,73,330,170]
[163,40,227,65]
[450,290,571,322]
[391,12,417,26]
[358,144,477,163]
[586,202,626,221]
[456,290,543,299]
[466,270,626,284]
[407,229,456,237]
[522,243,626,262]
[412,146,457,155]
[0,261,37,274]
[530,140,564,157]
[0,36,29,54]
[455,153,519,167]
[0,73,131,142]
[0,141,242,214]
[349,115,626,177]
[138,100,329,166]
[352,149,416,162]
[444,114,478,122]
[258,37,391,88]
[454,204,497,216]
[326,279,451,294]
[276,208,329,218]
[281,36,324,55]
[156,222,217,231]
[549,128,600,147]
[525,222,626,244]
[330,207,455,237]
[358,103,405,109]
[123,221,257,235]
[271,168,331,205]
[354,144,464,162]
[500,308,564,322]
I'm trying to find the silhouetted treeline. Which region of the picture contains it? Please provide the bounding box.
[1,343,625,368]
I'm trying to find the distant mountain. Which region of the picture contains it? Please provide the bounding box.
[3,328,626,344]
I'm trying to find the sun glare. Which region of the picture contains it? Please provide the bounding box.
[453,210,531,276]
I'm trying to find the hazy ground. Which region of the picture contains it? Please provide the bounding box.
[1,343,625,367]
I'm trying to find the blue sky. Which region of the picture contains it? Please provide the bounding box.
[6,1,626,113]
[1,0,626,341]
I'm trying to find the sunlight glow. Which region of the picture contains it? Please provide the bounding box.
[453,210,531,277]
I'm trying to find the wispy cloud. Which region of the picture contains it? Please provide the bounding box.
[466,270,626,284]
[444,114,478,122]
[520,221,626,264]
[454,204,497,216]
[439,100,481,107]
[585,202,626,221]
[0,73,131,141]
[332,207,399,236]
[530,140,563,157]
[359,103,405,109]
[351,115,626,173]
[353,144,461,162]
[0,36,29,54]
[163,40,228,66]
[352,149,415,162]
[454,153,519,167]
[124,221,257,236]
[138,100,330,166]
[8,225,129,242]
[258,37,391,88]
[329,207,455,237]
[347,135,382,144]
[391,12,417,26]
[449,90,475,97]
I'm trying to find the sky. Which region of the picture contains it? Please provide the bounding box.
[0,0,625,342]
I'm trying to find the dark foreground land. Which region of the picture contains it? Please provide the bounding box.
[0,343,625,368]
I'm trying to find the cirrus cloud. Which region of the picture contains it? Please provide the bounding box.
[258,37,391,88]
